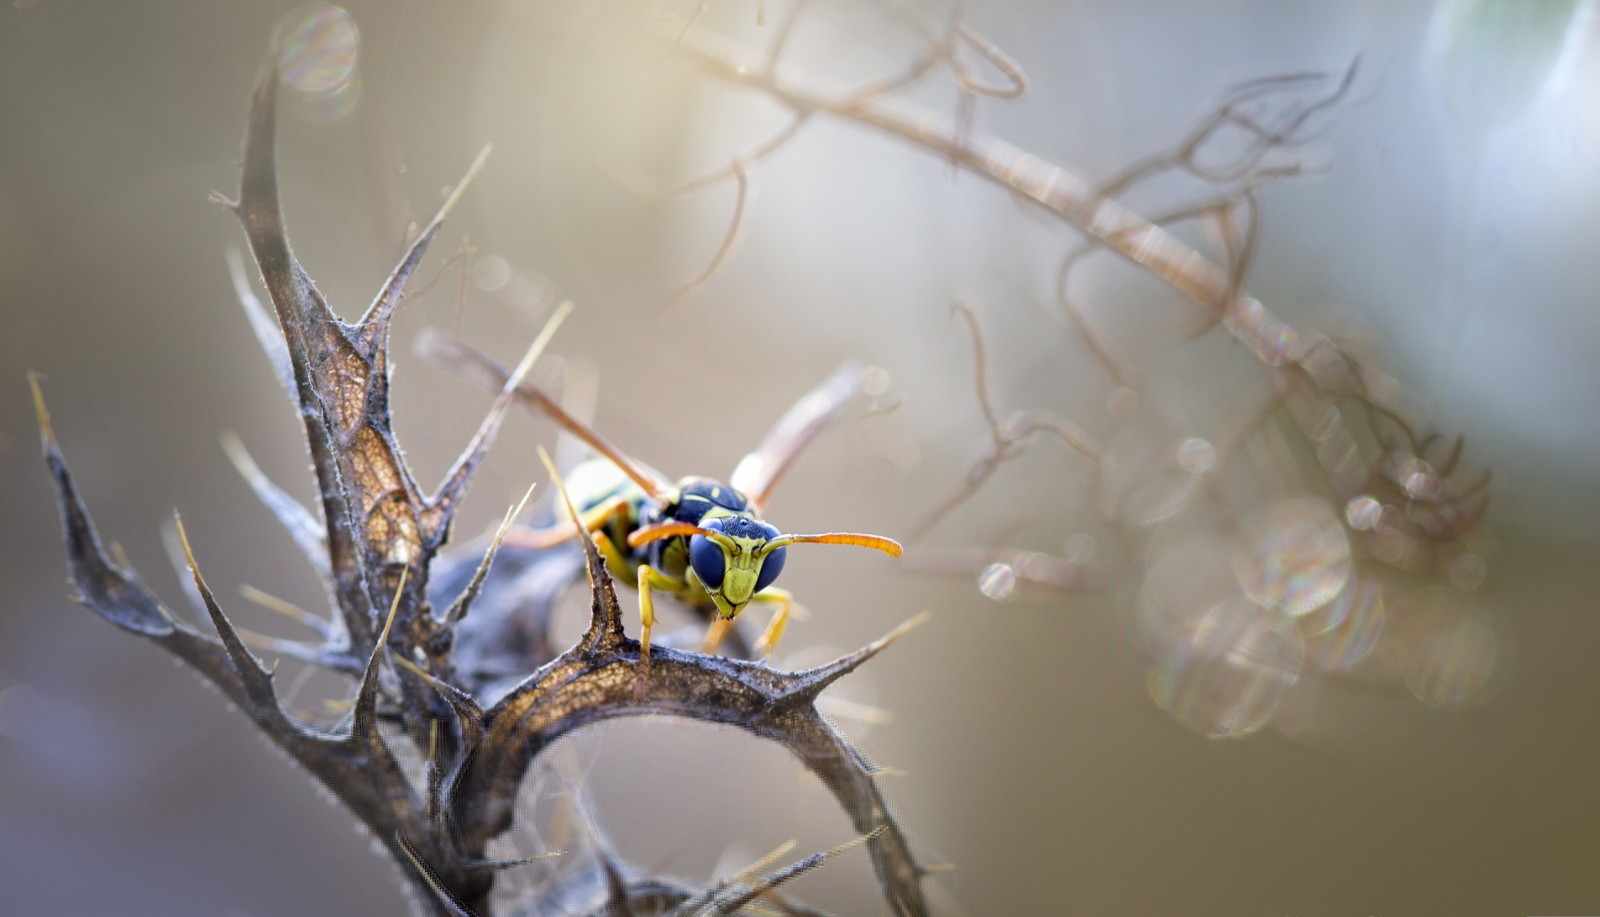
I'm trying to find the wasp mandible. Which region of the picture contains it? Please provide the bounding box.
[419,331,902,662]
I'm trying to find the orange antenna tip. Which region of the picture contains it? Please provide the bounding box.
[764,532,903,557]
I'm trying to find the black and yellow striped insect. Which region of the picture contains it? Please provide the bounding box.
[420,332,902,662]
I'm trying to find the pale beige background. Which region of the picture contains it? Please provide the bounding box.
[2,2,1598,915]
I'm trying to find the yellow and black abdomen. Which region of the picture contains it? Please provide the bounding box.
[553,458,653,576]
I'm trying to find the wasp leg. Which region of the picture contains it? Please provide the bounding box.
[748,588,796,659]
[505,495,631,551]
[701,616,736,655]
[588,531,633,585]
[635,564,682,667]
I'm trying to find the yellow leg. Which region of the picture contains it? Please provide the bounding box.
[748,588,796,659]
[635,564,681,665]
[702,617,735,654]
[590,531,632,584]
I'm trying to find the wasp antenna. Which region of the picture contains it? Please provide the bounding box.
[764,532,903,557]
[625,520,722,549]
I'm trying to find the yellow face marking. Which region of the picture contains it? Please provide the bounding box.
[715,532,774,607]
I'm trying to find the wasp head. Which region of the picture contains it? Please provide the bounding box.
[688,515,788,616]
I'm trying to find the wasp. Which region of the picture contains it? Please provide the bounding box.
[419,331,902,662]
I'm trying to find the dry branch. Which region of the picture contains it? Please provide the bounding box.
[35,46,929,917]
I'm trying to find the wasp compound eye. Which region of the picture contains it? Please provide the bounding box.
[754,522,785,593]
[689,530,726,590]
[754,545,787,593]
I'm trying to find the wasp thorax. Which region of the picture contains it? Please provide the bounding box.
[689,515,787,608]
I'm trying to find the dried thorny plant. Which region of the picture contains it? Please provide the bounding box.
[30,3,1508,911]
[33,55,928,917]
[625,2,1496,737]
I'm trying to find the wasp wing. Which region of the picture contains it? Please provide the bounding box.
[415,327,676,503]
[730,362,869,514]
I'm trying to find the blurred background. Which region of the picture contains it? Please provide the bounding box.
[2,1,1599,914]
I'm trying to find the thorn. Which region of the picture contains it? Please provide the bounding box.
[224,248,295,399]
[446,143,494,217]
[727,839,798,886]
[218,432,328,581]
[356,143,496,349]
[226,625,351,674]
[174,512,277,705]
[703,828,888,914]
[351,567,408,739]
[240,584,332,637]
[158,519,207,619]
[506,301,572,395]
[504,481,539,528]
[494,491,530,536]
[396,831,477,917]
[598,852,637,917]
[391,652,483,724]
[424,300,570,534]
[35,395,175,637]
[377,567,407,647]
[779,612,929,707]
[879,610,932,644]
[27,371,54,449]
[466,850,566,873]
[852,824,888,844]
[537,447,592,577]
[816,694,895,726]
[440,480,537,632]
[219,429,258,475]
[232,624,286,650]
[537,446,625,649]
